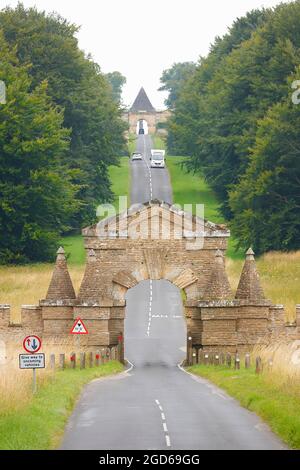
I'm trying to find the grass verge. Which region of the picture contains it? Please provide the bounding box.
[109,156,130,209]
[0,361,123,450]
[188,364,300,449]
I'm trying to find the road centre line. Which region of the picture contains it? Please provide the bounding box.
[143,136,153,200]
[147,279,153,337]
[154,399,171,448]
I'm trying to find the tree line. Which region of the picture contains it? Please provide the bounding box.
[0,4,127,264]
[163,1,300,255]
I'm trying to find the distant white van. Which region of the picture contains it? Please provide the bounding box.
[150,149,166,168]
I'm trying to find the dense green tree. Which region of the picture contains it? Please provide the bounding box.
[167,8,270,158]
[199,3,300,217]
[0,33,78,263]
[106,71,126,103]
[229,70,300,254]
[168,1,300,252]
[0,3,127,228]
[159,62,196,109]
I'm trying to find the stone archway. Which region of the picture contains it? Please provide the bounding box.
[34,200,290,364]
[124,87,171,135]
[136,119,148,135]
[111,263,197,308]
[73,200,231,360]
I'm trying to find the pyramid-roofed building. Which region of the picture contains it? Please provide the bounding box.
[130,87,156,113]
[124,87,170,134]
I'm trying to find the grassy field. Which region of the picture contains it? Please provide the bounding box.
[188,346,300,449]
[110,156,131,209]
[0,264,84,323]
[167,157,223,222]
[60,155,130,265]
[0,361,123,450]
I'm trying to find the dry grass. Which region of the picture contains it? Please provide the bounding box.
[253,341,300,393]
[227,251,300,323]
[0,364,48,414]
[0,339,80,414]
[0,264,84,323]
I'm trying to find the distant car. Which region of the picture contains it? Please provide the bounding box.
[131,152,143,161]
[138,128,144,134]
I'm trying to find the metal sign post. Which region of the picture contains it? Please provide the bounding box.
[19,353,45,392]
[33,367,37,394]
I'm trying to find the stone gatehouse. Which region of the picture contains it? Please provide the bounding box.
[124,87,170,135]
[1,200,299,361]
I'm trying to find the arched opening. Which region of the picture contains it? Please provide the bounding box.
[136,119,148,135]
[125,279,186,367]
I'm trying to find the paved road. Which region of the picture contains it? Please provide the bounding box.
[131,134,172,205]
[62,135,285,450]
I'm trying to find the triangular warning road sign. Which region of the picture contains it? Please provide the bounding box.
[70,317,88,335]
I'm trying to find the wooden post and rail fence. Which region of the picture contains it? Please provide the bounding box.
[47,336,124,370]
[187,335,265,374]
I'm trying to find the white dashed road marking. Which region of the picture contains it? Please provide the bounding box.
[147,280,153,337]
[143,136,153,200]
[155,399,171,448]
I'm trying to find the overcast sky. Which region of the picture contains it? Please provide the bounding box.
[2,0,291,108]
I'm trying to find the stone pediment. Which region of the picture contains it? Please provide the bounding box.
[82,200,230,240]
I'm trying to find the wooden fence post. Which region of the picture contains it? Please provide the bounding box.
[198,350,204,365]
[106,347,111,363]
[192,350,197,365]
[112,347,117,360]
[220,353,225,365]
[187,334,193,366]
[214,354,220,366]
[70,352,76,369]
[234,353,240,370]
[101,348,105,364]
[118,333,124,363]
[226,353,231,368]
[245,353,251,369]
[80,352,86,369]
[59,353,65,370]
[95,351,100,367]
[88,352,93,368]
[268,358,273,368]
[50,354,55,370]
[255,356,262,374]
